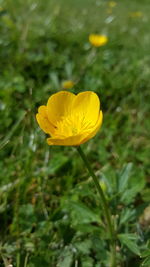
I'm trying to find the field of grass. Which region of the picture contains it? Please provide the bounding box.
[0,0,150,266]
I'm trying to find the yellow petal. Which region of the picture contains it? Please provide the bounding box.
[47,133,87,146]
[80,111,103,144]
[47,91,76,125]
[38,105,47,115]
[36,105,55,134]
[72,91,100,125]
[47,111,103,146]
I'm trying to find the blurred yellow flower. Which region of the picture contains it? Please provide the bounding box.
[108,1,117,8]
[89,34,108,47]
[62,80,75,89]
[129,11,143,18]
[36,91,103,146]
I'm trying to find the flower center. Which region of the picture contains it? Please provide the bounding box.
[54,113,93,138]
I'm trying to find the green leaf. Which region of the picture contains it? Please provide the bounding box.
[81,256,94,267]
[141,250,150,258]
[68,201,99,225]
[74,239,92,254]
[118,233,141,256]
[119,208,135,225]
[120,179,145,204]
[118,163,133,193]
[141,256,150,267]
[57,248,73,267]
[73,223,100,234]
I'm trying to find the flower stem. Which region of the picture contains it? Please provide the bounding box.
[77,146,116,267]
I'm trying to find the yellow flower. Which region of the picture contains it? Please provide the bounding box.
[36,91,103,146]
[62,80,75,89]
[129,11,143,18]
[108,1,117,8]
[89,34,108,47]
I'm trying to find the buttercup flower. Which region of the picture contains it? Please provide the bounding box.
[62,80,75,89]
[108,1,117,8]
[36,91,103,146]
[89,34,108,47]
[129,11,143,18]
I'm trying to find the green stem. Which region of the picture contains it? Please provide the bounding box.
[77,146,116,267]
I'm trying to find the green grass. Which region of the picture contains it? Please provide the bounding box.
[0,0,150,266]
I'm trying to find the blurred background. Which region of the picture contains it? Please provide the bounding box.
[0,0,150,266]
